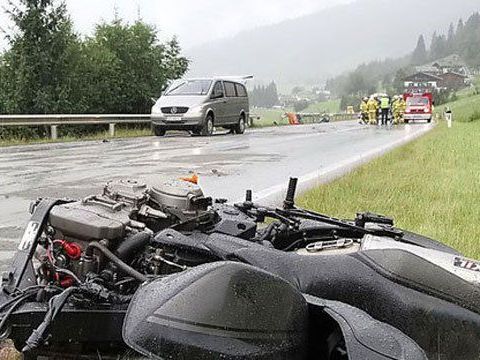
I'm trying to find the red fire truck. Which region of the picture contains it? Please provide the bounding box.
[403,92,433,123]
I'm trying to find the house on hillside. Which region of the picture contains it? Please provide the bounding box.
[403,72,443,92]
[438,72,468,90]
[415,54,470,77]
[403,71,468,92]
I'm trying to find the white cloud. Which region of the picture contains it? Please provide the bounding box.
[0,0,353,51]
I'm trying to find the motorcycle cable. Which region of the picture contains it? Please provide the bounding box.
[0,285,62,340]
[22,286,79,353]
[85,242,148,283]
[22,276,138,353]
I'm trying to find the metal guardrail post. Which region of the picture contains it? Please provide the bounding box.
[109,124,115,137]
[51,125,58,140]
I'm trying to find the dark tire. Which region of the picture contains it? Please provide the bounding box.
[404,119,409,124]
[233,115,246,135]
[152,125,166,137]
[201,115,214,136]
[427,117,432,123]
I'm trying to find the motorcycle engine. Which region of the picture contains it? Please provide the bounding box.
[43,179,213,283]
[49,178,210,242]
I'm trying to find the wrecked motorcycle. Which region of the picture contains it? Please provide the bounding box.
[0,178,479,359]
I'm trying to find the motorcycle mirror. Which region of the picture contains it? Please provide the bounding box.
[123,262,308,359]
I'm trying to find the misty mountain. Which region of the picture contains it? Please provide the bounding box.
[186,0,480,87]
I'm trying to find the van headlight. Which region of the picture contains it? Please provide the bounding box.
[188,105,204,116]
[152,105,162,114]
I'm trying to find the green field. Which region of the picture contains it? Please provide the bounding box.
[299,93,480,259]
[250,108,290,127]
[303,99,341,113]
[251,99,342,128]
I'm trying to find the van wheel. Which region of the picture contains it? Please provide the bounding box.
[153,125,166,137]
[234,116,246,134]
[201,115,214,136]
[427,117,432,123]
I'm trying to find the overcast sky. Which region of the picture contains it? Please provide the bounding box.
[0,0,353,51]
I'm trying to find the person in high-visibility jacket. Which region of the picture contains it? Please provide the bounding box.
[366,97,378,125]
[380,96,391,126]
[359,97,368,124]
[392,96,402,125]
[397,96,406,124]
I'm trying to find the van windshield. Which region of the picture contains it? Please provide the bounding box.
[165,80,212,96]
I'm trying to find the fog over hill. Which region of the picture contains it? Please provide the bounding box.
[186,0,480,86]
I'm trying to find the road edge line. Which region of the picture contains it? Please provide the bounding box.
[251,124,434,206]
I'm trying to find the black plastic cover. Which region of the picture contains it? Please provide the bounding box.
[212,204,257,239]
[228,247,480,359]
[123,262,308,359]
[306,295,427,360]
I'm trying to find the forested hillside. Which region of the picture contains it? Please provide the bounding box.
[187,0,480,85]
[326,12,480,105]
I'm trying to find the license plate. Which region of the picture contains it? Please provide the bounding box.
[165,116,182,122]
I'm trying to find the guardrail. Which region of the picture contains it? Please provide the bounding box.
[0,114,151,139]
[0,112,359,140]
[297,112,358,122]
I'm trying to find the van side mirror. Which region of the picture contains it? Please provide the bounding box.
[123,262,308,359]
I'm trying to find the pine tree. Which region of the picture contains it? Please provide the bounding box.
[457,19,465,34]
[430,32,448,61]
[411,35,427,65]
[460,12,480,66]
[447,23,456,53]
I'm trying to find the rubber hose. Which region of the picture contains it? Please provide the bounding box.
[115,231,151,263]
[86,242,147,283]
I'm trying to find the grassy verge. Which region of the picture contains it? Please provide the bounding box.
[0,128,152,147]
[299,96,480,259]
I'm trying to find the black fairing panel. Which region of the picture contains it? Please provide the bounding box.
[359,249,480,314]
[231,247,480,360]
[306,296,427,360]
[123,262,309,359]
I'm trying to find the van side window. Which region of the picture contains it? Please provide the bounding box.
[224,82,237,97]
[212,81,224,98]
[235,83,247,97]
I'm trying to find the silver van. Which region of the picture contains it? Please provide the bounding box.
[151,78,250,136]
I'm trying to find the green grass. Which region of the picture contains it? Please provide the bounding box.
[251,99,342,128]
[303,99,341,113]
[439,92,480,123]
[250,108,290,127]
[299,96,480,259]
[0,128,152,147]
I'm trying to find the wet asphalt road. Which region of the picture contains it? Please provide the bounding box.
[0,121,433,268]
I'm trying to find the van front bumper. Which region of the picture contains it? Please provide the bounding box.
[151,114,204,129]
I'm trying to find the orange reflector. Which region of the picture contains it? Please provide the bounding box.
[181,174,199,185]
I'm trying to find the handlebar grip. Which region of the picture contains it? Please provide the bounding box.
[284,178,298,209]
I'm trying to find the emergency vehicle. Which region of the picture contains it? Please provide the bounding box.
[403,92,433,123]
